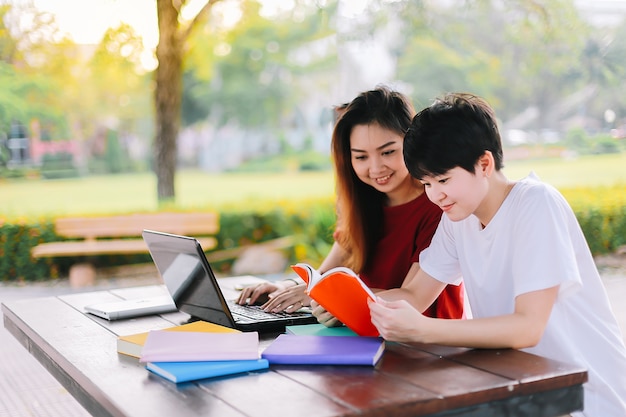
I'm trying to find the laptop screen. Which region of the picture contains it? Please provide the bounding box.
[142,229,237,328]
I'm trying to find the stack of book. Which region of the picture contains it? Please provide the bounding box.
[117,321,268,383]
[116,261,385,378]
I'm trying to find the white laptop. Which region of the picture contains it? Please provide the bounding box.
[84,249,205,320]
[85,295,177,320]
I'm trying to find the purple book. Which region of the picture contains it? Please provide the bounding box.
[261,334,385,366]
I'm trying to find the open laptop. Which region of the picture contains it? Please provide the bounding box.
[135,229,317,332]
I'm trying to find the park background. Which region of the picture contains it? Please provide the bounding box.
[1,0,626,282]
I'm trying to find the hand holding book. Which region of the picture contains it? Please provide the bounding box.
[291,263,379,337]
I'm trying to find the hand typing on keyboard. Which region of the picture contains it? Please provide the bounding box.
[235,280,311,314]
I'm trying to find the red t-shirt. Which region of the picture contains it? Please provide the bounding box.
[358,192,464,319]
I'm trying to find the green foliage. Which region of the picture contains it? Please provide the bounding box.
[183,0,338,129]
[87,129,134,174]
[40,152,79,179]
[0,166,27,178]
[575,206,626,255]
[1,185,624,282]
[564,127,590,153]
[562,129,622,155]
[0,4,71,138]
[0,63,25,133]
[104,129,133,173]
[1,2,151,181]
[299,151,332,171]
[591,135,621,155]
[0,62,66,136]
[230,150,331,173]
[0,221,60,282]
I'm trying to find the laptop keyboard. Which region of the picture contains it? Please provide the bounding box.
[228,302,311,320]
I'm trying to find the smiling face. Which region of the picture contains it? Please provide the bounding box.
[419,165,489,222]
[349,123,414,205]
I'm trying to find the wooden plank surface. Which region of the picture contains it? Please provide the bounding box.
[32,237,217,257]
[55,212,219,239]
[2,286,588,417]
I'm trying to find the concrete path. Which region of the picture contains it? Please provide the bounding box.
[1,270,626,417]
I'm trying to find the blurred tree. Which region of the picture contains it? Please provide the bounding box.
[598,21,626,125]
[82,24,151,171]
[1,1,154,175]
[182,0,337,143]
[391,0,588,128]
[0,2,68,137]
[571,20,626,128]
[166,0,339,175]
[498,0,587,131]
[154,0,221,203]
[0,63,27,133]
[0,3,18,64]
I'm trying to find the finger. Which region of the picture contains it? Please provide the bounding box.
[236,288,252,304]
[248,285,273,305]
[284,299,304,313]
[247,290,261,305]
[311,304,326,317]
[326,317,342,327]
[263,296,287,312]
[235,293,244,304]
[291,295,310,308]
[268,286,307,309]
[315,310,334,325]
[374,296,389,305]
[262,288,291,309]
[268,294,300,313]
[318,314,335,327]
[372,296,405,311]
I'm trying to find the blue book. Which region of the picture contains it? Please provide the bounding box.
[146,359,269,383]
[286,323,358,337]
[261,334,385,366]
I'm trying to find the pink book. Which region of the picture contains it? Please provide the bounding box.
[139,330,260,363]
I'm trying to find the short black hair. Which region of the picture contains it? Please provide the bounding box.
[403,92,504,179]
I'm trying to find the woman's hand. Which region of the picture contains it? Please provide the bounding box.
[263,283,311,313]
[311,300,343,327]
[235,281,287,306]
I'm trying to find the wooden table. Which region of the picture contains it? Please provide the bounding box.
[2,282,587,417]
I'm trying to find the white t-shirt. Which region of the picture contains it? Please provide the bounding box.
[420,174,626,417]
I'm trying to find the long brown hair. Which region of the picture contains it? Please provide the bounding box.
[331,86,416,272]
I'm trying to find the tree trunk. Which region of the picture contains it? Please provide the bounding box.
[154,0,182,203]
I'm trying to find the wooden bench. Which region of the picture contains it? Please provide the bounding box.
[31,212,219,287]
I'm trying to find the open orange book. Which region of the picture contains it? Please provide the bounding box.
[291,263,378,337]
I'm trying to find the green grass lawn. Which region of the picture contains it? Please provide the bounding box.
[0,170,336,220]
[502,153,626,187]
[1,153,625,220]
